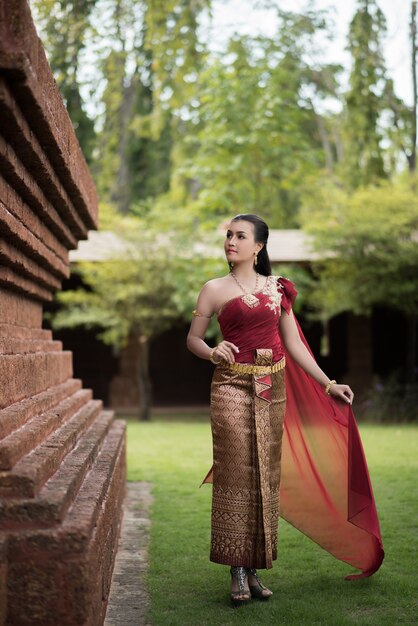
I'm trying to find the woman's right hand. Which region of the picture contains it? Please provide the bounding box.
[213,341,240,364]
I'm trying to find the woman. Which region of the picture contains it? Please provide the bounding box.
[187,214,383,606]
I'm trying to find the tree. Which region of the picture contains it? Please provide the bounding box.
[385,1,418,174]
[169,9,341,229]
[142,0,211,136]
[33,0,210,213]
[301,178,418,381]
[341,0,388,187]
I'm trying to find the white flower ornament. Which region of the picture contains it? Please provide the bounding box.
[262,275,283,314]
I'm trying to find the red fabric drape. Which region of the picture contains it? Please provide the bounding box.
[281,316,384,579]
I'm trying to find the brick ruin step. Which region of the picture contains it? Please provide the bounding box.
[0,388,93,469]
[0,264,54,302]
[0,378,82,440]
[0,137,88,247]
[0,236,64,292]
[0,410,117,529]
[0,78,83,246]
[0,187,70,277]
[0,291,43,327]
[0,398,104,498]
[0,2,98,228]
[0,337,63,355]
[0,1,126,622]
[0,324,52,341]
[6,419,126,626]
[0,350,73,409]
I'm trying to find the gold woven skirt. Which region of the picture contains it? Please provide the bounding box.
[209,349,286,569]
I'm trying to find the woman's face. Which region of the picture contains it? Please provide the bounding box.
[224,220,262,265]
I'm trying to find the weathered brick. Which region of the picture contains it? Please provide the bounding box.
[0,290,42,327]
[7,558,61,625]
[64,419,125,540]
[0,1,98,229]
[2,421,125,624]
[0,176,69,275]
[0,337,62,355]
[0,378,82,440]
[0,236,63,292]
[5,419,125,552]
[0,535,7,626]
[0,322,51,340]
[85,428,126,625]
[0,133,86,252]
[0,399,103,498]
[0,351,73,408]
[0,388,92,469]
[0,264,53,301]
[0,2,125,622]
[0,78,83,246]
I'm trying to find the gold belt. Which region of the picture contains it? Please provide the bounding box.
[219,357,286,376]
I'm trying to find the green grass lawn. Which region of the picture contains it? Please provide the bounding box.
[126,415,418,625]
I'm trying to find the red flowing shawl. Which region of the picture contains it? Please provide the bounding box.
[203,276,384,580]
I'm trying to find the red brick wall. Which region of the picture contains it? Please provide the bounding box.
[0,2,125,624]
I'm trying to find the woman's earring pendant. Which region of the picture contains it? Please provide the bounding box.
[254,253,258,266]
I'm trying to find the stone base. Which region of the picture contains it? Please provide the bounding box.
[104,482,152,626]
[0,374,126,625]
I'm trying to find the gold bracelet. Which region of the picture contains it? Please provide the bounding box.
[209,347,221,365]
[325,379,337,395]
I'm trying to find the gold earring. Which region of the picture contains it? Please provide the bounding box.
[254,252,258,266]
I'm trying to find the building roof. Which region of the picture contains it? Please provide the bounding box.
[69,231,129,262]
[267,229,317,262]
[69,229,318,264]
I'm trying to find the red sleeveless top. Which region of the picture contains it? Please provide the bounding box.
[217,275,297,364]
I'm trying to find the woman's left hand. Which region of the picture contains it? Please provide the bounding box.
[330,383,354,405]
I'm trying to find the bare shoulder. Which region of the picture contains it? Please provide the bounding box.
[196,276,231,315]
[202,276,230,291]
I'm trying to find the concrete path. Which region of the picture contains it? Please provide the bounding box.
[104,481,153,626]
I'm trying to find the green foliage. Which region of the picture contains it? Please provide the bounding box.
[34,0,209,213]
[340,0,388,187]
[32,0,416,224]
[300,177,418,317]
[128,97,173,205]
[143,0,210,133]
[173,10,340,228]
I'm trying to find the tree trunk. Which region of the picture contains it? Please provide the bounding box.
[309,99,334,174]
[115,77,137,213]
[109,0,138,214]
[136,334,152,421]
[408,6,418,383]
[405,313,417,384]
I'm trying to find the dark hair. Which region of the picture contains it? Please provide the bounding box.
[230,213,272,276]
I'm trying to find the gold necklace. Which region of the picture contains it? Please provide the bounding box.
[230,271,260,308]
